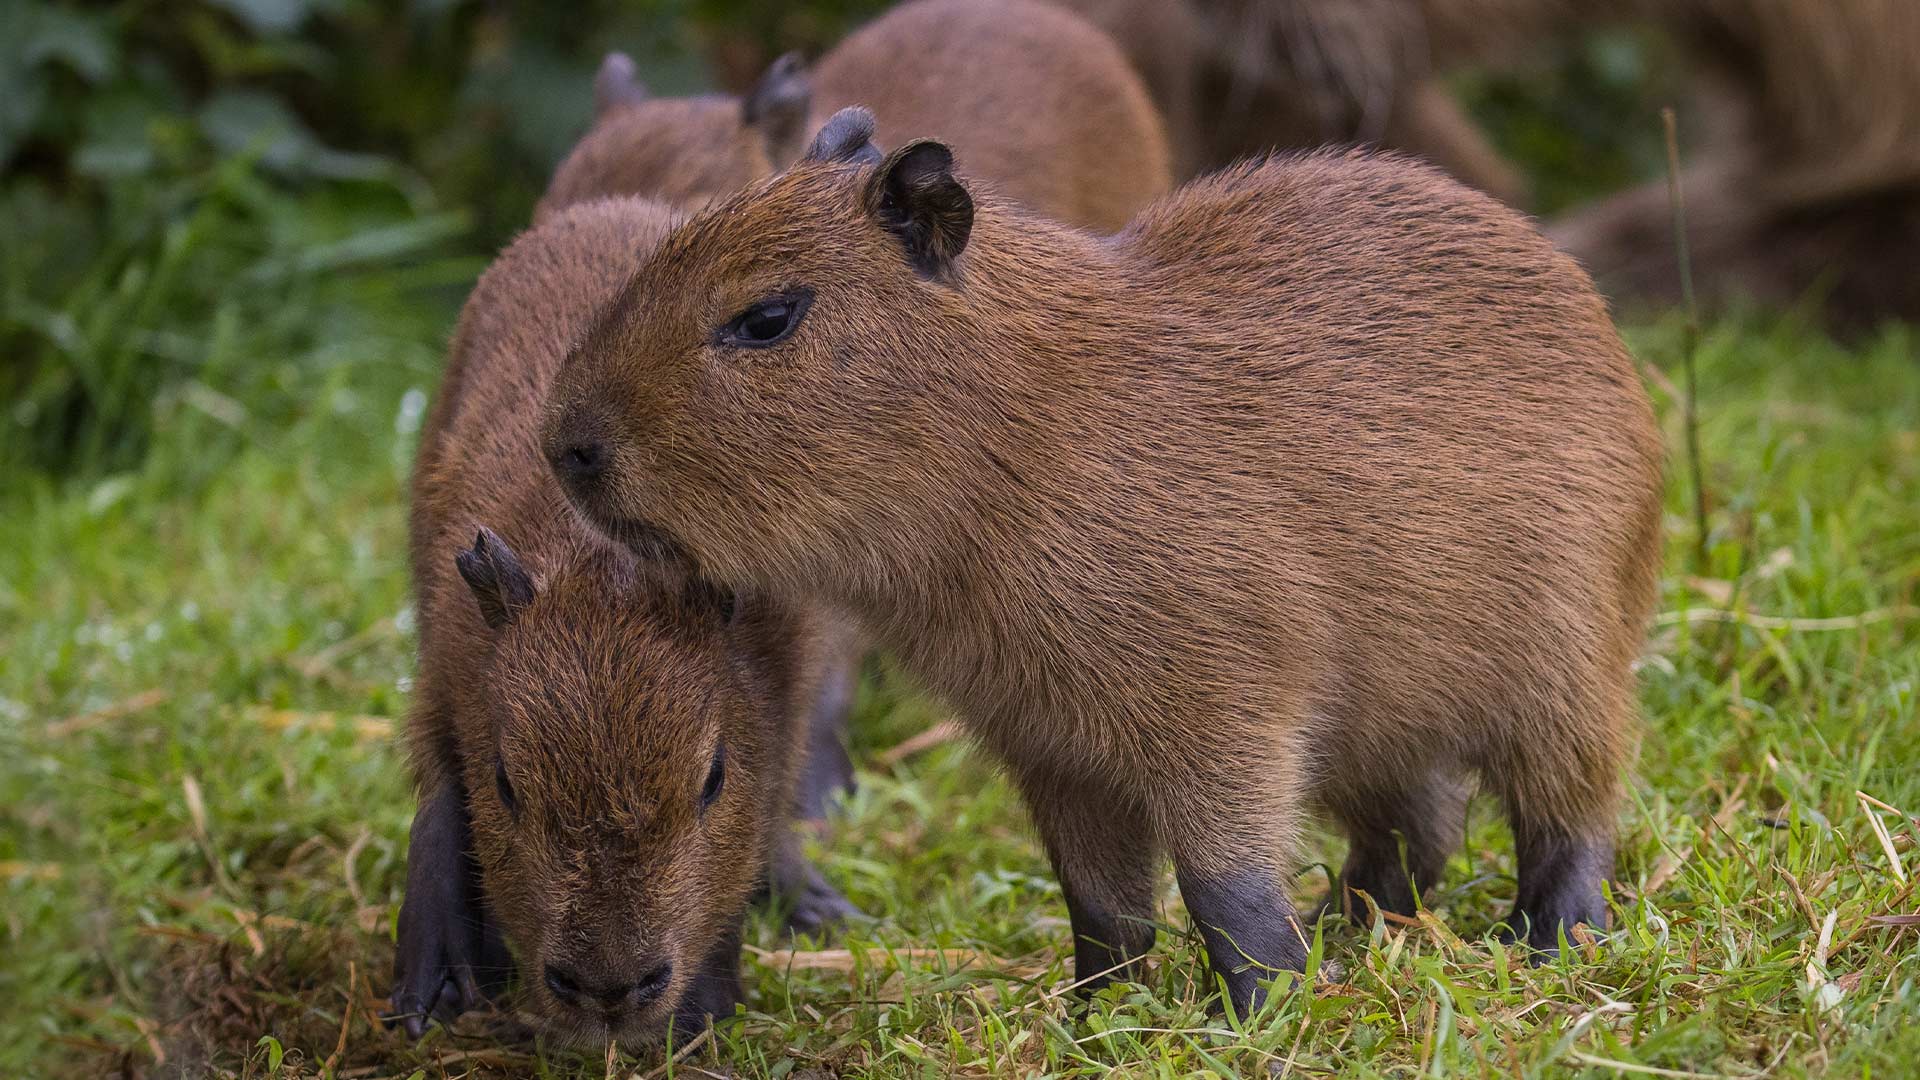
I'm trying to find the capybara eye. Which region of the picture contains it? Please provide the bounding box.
[495,757,519,818]
[700,745,726,810]
[717,290,812,349]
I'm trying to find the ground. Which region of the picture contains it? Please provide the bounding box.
[3,293,1918,1077]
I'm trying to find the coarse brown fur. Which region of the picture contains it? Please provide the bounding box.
[396,197,852,1046]
[543,123,1665,1008]
[536,0,1172,232]
[1064,0,1920,323]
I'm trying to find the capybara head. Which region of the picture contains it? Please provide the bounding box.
[543,108,992,589]
[537,51,814,219]
[449,525,782,1042]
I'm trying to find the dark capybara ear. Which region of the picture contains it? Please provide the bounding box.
[455,527,536,630]
[742,51,813,166]
[865,139,973,281]
[802,106,882,167]
[593,52,648,118]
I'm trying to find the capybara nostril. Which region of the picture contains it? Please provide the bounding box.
[622,960,673,1009]
[543,963,586,1008]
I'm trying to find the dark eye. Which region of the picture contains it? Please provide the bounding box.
[496,758,519,818]
[700,745,726,810]
[717,290,812,348]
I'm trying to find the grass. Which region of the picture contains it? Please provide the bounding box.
[4,238,1919,1078]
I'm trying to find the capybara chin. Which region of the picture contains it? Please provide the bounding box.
[544,108,1663,1011]
[393,197,856,1046]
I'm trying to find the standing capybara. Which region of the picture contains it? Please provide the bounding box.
[536,0,1172,232]
[542,109,1664,1010]
[392,196,858,1045]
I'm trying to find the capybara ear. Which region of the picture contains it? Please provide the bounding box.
[802,105,882,167]
[742,51,813,167]
[455,527,536,630]
[865,139,973,281]
[593,52,648,118]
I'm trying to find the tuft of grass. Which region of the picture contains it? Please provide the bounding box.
[4,300,1919,1076]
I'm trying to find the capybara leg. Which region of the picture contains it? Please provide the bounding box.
[793,651,859,822]
[1490,693,1629,957]
[1175,860,1308,1013]
[1021,775,1162,994]
[1329,772,1469,920]
[1164,737,1310,1012]
[765,825,862,935]
[672,925,744,1038]
[1503,823,1614,956]
[389,782,504,1038]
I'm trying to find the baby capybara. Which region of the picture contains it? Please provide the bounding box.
[536,0,1171,231]
[393,197,856,1045]
[543,109,1664,1011]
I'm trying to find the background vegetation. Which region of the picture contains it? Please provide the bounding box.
[2,1,1914,1077]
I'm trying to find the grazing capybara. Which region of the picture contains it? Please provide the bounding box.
[542,109,1664,1011]
[536,0,1172,232]
[392,196,858,1046]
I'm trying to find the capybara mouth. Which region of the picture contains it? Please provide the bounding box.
[609,515,697,570]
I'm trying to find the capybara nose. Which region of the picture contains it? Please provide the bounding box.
[551,439,608,487]
[544,960,672,1011]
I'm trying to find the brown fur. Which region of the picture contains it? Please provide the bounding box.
[536,0,1172,232]
[400,197,843,1044]
[542,132,1664,1007]
[1065,0,1920,322]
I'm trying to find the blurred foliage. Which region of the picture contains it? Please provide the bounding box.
[0,0,715,482]
[0,0,1677,486]
[1455,27,1690,215]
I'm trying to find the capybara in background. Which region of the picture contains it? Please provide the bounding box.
[1063,0,1920,324]
[537,0,1172,232]
[544,109,1664,1011]
[392,197,857,1045]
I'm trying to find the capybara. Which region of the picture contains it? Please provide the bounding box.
[542,109,1664,1011]
[536,0,1172,232]
[392,196,858,1045]
[1066,0,1920,323]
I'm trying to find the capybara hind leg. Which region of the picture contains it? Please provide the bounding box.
[1490,724,1623,956]
[1164,758,1309,1012]
[1329,772,1469,920]
[1020,773,1162,994]
[1503,823,1613,955]
[1175,859,1308,1012]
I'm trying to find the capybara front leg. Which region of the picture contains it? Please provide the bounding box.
[1021,772,1162,995]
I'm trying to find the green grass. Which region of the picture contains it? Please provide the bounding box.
[4,280,1919,1077]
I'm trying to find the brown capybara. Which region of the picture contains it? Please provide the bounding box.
[536,0,1172,232]
[392,196,859,1046]
[542,109,1664,1011]
[1070,0,1920,323]
[1051,0,1531,201]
